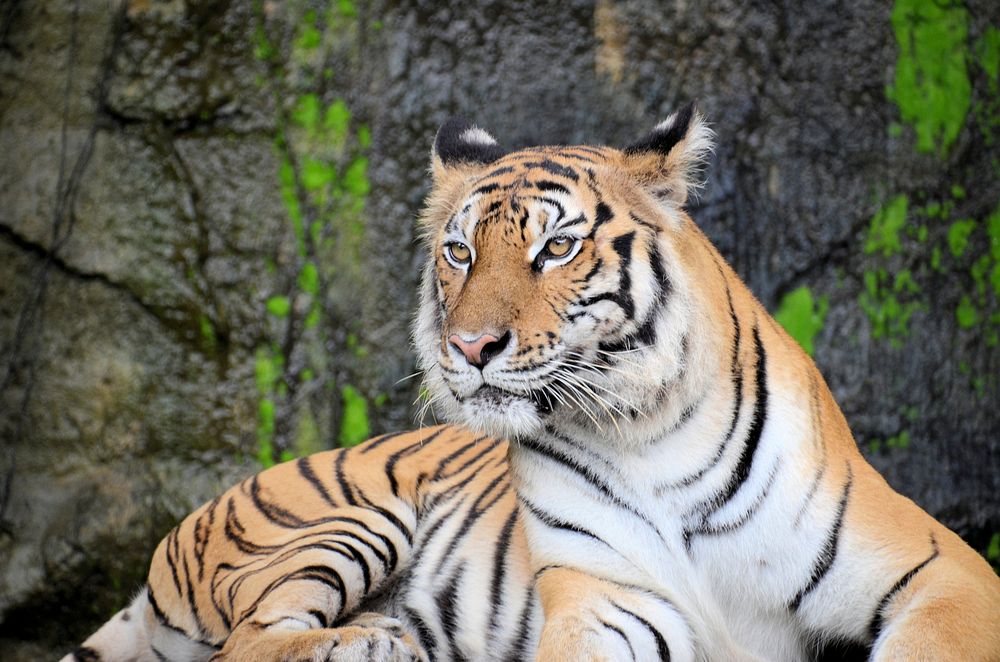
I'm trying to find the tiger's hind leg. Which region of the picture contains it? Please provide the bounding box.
[210,609,427,662]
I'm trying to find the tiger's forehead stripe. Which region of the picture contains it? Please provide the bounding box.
[439,147,624,248]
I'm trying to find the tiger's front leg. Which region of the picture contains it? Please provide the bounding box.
[534,567,696,662]
[211,607,427,662]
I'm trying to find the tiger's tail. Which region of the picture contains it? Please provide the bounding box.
[59,586,210,662]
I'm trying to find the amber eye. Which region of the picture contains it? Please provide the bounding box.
[545,236,573,258]
[445,242,472,265]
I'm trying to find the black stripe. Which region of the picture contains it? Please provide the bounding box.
[694,459,780,537]
[165,527,183,595]
[487,507,520,639]
[534,179,570,194]
[385,428,446,496]
[298,456,337,508]
[583,231,635,321]
[180,550,210,640]
[521,159,579,181]
[72,646,101,662]
[431,471,511,577]
[326,540,372,593]
[598,618,636,659]
[868,534,939,640]
[611,601,671,661]
[684,321,768,547]
[789,463,854,611]
[356,488,415,545]
[659,277,743,490]
[713,323,769,510]
[518,439,662,537]
[519,497,608,545]
[559,212,588,229]
[597,238,670,354]
[503,585,538,662]
[434,562,468,661]
[359,430,410,454]
[223,496,280,555]
[478,165,515,180]
[248,475,307,527]
[628,211,659,232]
[473,182,501,195]
[648,241,671,298]
[793,450,828,530]
[590,200,614,236]
[610,231,635,320]
[193,497,218,583]
[432,436,500,481]
[239,564,347,627]
[147,588,221,648]
[334,451,358,506]
[403,605,438,657]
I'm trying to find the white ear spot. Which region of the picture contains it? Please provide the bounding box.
[459,127,499,146]
[653,110,685,134]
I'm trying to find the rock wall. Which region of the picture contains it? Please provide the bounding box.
[1,0,998,656]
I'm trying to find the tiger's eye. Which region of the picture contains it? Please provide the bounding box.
[545,236,573,257]
[447,242,471,264]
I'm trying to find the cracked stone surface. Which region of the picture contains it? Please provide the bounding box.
[1,0,998,656]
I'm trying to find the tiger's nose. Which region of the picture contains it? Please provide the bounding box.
[448,331,511,368]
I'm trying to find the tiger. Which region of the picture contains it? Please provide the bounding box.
[62,106,1000,662]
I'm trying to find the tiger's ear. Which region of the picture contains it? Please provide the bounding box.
[622,103,714,207]
[431,117,506,182]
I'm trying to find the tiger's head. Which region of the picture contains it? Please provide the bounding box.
[414,107,717,442]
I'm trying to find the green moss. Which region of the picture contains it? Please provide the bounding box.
[947,218,976,257]
[859,268,922,346]
[278,159,306,256]
[251,0,371,465]
[774,286,829,356]
[865,195,909,256]
[256,397,276,468]
[298,261,319,296]
[886,429,911,450]
[987,533,1000,570]
[266,295,291,318]
[358,124,372,148]
[255,346,283,394]
[295,10,322,51]
[339,385,370,447]
[977,27,1000,92]
[198,314,217,350]
[956,294,979,328]
[988,205,1000,295]
[324,99,352,145]
[301,158,335,191]
[342,156,370,198]
[291,93,321,132]
[292,407,323,457]
[971,254,991,299]
[887,0,971,157]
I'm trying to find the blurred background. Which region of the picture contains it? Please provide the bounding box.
[1,0,998,657]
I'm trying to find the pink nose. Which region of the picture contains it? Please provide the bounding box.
[448,333,503,367]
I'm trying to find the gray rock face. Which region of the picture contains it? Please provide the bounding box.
[1,0,998,656]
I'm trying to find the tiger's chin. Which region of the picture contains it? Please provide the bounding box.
[456,385,544,440]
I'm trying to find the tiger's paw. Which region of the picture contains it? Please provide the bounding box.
[320,613,427,662]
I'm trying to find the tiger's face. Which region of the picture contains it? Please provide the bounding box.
[414,109,713,440]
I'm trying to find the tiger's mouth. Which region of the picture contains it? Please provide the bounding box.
[472,384,555,415]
